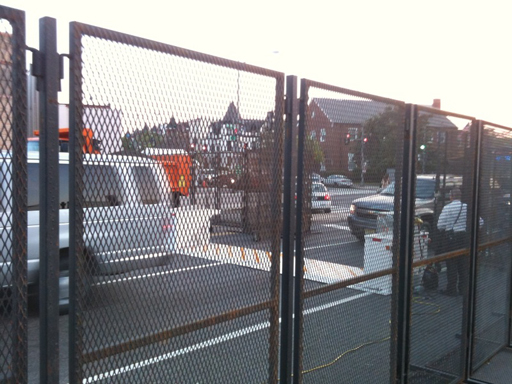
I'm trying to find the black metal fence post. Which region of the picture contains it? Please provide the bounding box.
[269,77,285,384]
[280,75,298,384]
[292,78,308,384]
[396,103,417,383]
[463,120,483,379]
[38,16,61,384]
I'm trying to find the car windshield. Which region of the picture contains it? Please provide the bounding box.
[416,179,435,198]
[380,182,395,196]
[380,179,435,198]
[312,183,326,193]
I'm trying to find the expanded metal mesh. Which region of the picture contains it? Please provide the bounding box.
[471,125,512,376]
[0,7,28,384]
[298,82,405,383]
[0,7,507,382]
[69,23,284,383]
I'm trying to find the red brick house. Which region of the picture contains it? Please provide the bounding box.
[307,98,460,176]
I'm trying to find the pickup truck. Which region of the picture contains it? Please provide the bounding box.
[347,174,462,241]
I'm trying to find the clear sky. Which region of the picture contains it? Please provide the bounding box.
[6,0,512,127]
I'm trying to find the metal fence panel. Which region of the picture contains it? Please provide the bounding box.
[471,124,512,376]
[296,80,405,383]
[0,5,28,384]
[0,5,510,382]
[68,22,284,384]
[408,107,475,383]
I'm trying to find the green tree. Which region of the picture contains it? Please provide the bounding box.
[121,117,190,153]
[354,105,431,179]
[305,135,325,173]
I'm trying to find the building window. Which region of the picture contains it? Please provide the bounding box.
[310,130,317,140]
[311,111,315,119]
[348,153,356,171]
[348,127,359,141]
[320,128,326,142]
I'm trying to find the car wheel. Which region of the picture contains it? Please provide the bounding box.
[28,248,72,314]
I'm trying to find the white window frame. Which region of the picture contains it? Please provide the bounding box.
[320,128,326,142]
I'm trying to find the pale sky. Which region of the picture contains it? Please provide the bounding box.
[6,0,512,127]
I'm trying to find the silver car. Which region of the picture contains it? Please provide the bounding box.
[311,182,332,213]
[324,174,353,188]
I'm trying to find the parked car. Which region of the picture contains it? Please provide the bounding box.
[199,168,216,185]
[1,151,176,312]
[311,182,331,213]
[311,173,323,184]
[347,174,462,241]
[212,173,237,188]
[324,174,353,188]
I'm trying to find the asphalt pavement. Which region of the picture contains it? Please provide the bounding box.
[20,184,509,383]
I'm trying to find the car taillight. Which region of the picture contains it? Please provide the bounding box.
[324,194,330,201]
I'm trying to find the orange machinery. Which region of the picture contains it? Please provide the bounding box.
[143,148,191,198]
[31,128,100,154]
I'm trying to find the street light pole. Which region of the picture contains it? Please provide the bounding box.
[420,144,426,174]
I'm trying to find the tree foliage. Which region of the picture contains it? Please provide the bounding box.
[121,117,190,153]
[353,105,435,178]
[305,135,325,172]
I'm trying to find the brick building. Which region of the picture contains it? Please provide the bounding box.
[307,98,461,176]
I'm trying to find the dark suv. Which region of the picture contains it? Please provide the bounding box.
[347,174,462,241]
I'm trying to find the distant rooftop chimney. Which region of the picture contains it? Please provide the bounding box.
[432,99,441,109]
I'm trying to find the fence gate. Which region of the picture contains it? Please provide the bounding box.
[68,22,285,383]
[0,5,27,384]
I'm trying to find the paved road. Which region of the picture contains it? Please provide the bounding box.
[21,185,510,383]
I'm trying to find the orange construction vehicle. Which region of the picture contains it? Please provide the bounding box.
[142,148,192,207]
[29,128,101,154]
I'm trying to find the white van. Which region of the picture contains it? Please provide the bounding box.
[1,151,176,310]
